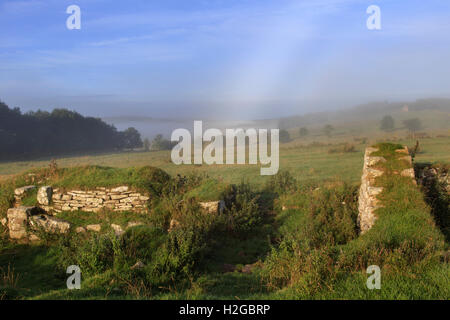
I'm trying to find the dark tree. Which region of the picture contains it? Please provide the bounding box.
[150,134,174,151]
[120,127,143,149]
[143,138,151,151]
[299,127,309,137]
[323,124,334,138]
[403,118,422,133]
[279,129,291,143]
[0,101,143,160]
[380,115,395,131]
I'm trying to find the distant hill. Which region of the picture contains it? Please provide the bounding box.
[277,98,450,129]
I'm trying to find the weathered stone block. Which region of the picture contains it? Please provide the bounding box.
[52,193,62,200]
[86,224,101,232]
[401,168,415,179]
[7,207,32,239]
[366,156,386,167]
[111,194,128,200]
[37,186,53,205]
[30,214,71,234]
[76,226,86,233]
[127,221,143,229]
[111,186,129,193]
[7,206,70,240]
[199,200,225,214]
[111,224,124,236]
[14,185,36,196]
[61,194,72,201]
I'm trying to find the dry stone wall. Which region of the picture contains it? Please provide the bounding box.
[357,146,415,234]
[13,185,150,213]
[50,186,150,213]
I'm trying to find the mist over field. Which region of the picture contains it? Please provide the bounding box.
[1,0,450,121]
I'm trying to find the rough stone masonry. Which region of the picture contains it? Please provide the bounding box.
[357,146,415,234]
[14,185,151,214]
[6,183,225,241]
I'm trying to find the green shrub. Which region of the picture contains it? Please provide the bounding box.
[265,170,297,194]
[328,143,356,154]
[0,183,14,220]
[51,232,115,277]
[147,225,209,285]
[305,184,358,248]
[120,226,167,264]
[134,166,172,197]
[221,182,262,235]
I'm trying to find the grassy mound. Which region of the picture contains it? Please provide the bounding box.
[0,165,172,218]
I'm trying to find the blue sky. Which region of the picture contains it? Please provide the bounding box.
[1,0,449,119]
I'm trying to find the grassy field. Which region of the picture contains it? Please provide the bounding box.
[1,134,449,185]
[0,129,449,300]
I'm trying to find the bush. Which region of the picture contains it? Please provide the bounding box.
[136,166,172,197]
[120,226,167,265]
[0,183,14,220]
[328,143,356,154]
[304,184,358,248]
[265,170,297,194]
[150,134,175,151]
[221,183,262,235]
[261,182,360,291]
[147,225,210,285]
[279,130,291,143]
[299,127,309,137]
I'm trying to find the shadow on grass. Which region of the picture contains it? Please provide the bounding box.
[0,244,64,299]
[192,272,271,299]
[415,162,450,243]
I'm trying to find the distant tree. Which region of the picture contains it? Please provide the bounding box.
[279,129,291,143]
[403,118,422,137]
[150,134,174,151]
[299,127,309,137]
[380,115,395,131]
[143,138,150,151]
[323,124,334,138]
[0,101,145,160]
[121,127,143,149]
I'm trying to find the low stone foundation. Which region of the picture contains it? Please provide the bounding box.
[50,186,150,213]
[357,146,415,234]
[13,185,150,213]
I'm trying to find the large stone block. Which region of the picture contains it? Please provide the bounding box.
[30,214,71,234]
[6,206,68,240]
[7,207,29,239]
[37,186,53,205]
[199,200,226,214]
[14,185,36,197]
[86,224,101,232]
[111,186,129,193]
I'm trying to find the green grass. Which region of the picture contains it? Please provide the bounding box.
[56,210,152,229]
[0,137,449,300]
[1,135,448,185]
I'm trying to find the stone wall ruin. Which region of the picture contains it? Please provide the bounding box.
[357,145,415,234]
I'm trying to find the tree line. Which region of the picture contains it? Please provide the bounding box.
[0,101,142,161]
